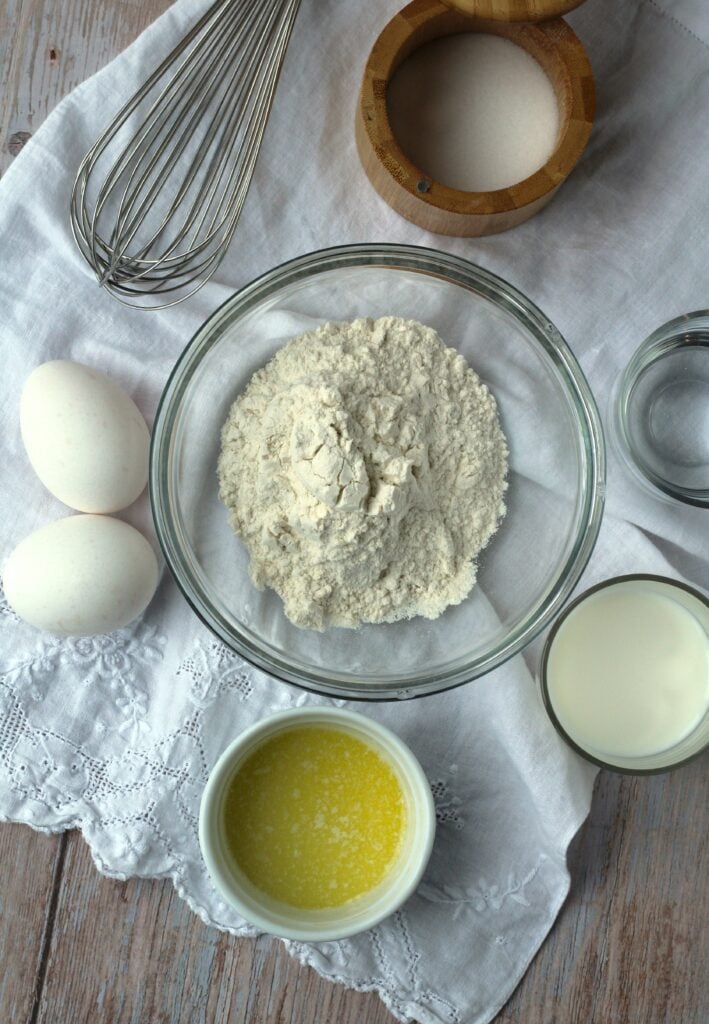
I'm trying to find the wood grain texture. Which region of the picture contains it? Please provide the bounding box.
[0,1,707,1022]
[0,824,65,1024]
[0,0,173,176]
[498,759,709,1024]
[355,0,595,236]
[439,0,586,22]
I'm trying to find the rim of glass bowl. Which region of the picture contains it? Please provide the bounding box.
[615,310,709,509]
[538,573,709,774]
[150,243,606,701]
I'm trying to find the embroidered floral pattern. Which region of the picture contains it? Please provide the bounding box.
[115,683,151,738]
[0,623,165,716]
[10,730,90,807]
[177,637,253,708]
[0,583,20,623]
[0,619,167,793]
[66,625,165,685]
[1,636,60,686]
[419,855,547,913]
[430,773,465,831]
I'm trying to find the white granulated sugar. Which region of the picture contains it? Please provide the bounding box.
[387,33,560,192]
[218,317,508,631]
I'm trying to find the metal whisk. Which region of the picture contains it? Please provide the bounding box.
[70,0,301,309]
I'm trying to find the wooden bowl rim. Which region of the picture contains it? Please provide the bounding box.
[359,0,595,216]
[439,0,586,23]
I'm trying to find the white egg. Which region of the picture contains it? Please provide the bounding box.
[20,360,150,514]
[2,515,159,636]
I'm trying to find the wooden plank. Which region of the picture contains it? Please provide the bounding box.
[0,1,24,155]
[0,823,65,1024]
[33,829,394,1024]
[0,0,173,175]
[496,759,708,1024]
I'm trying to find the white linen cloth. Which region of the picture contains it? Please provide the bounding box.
[0,1,707,1021]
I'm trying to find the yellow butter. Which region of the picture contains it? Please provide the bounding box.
[223,725,407,909]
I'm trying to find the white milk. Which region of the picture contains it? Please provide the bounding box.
[546,582,709,759]
[387,34,559,193]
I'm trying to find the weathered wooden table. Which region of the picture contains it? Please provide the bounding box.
[1,3,707,1022]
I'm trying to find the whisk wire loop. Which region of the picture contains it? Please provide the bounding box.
[70,0,302,309]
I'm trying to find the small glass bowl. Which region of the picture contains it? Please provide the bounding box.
[614,312,709,508]
[151,243,605,699]
[539,574,709,774]
[198,706,435,940]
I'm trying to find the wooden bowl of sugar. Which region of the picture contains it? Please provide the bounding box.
[356,0,594,236]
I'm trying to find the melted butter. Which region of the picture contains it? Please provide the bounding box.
[223,725,406,909]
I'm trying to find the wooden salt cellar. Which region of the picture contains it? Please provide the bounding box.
[355,0,595,236]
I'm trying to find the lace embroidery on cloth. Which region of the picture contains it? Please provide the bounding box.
[0,582,578,1024]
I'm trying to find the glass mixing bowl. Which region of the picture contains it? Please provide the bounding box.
[151,244,605,699]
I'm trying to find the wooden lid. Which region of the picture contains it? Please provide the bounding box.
[439,0,586,21]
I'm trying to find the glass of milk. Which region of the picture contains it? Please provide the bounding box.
[539,575,709,772]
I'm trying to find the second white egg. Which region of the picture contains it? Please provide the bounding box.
[20,360,150,513]
[2,515,159,636]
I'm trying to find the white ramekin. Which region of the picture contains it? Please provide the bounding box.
[199,706,436,940]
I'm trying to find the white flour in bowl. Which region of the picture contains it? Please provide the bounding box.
[218,317,508,630]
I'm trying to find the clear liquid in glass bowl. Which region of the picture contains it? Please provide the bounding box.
[615,311,709,508]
